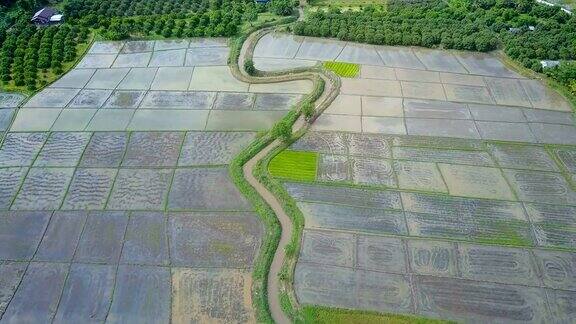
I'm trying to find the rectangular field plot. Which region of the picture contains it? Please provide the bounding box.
[213,92,254,110]
[323,61,360,78]
[456,53,520,77]
[35,211,87,262]
[168,212,262,268]
[168,167,252,211]
[413,49,468,73]
[503,169,576,205]
[171,268,255,323]
[253,93,302,111]
[140,90,216,109]
[121,212,169,266]
[0,262,27,316]
[553,147,576,173]
[376,46,425,70]
[108,168,173,210]
[533,250,576,291]
[438,164,515,200]
[0,167,27,209]
[11,168,75,210]
[402,192,533,245]
[524,203,576,249]
[458,244,540,286]
[317,154,350,182]
[74,211,128,264]
[484,77,532,107]
[350,157,396,187]
[407,240,458,277]
[392,146,495,166]
[53,264,115,323]
[413,276,550,323]
[488,143,558,172]
[296,38,345,61]
[0,211,51,260]
[178,131,255,166]
[0,133,48,167]
[284,182,402,209]
[392,135,486,151]
[300,230,355,268]
[107,265,171,323]
[295,263,413,314]
[291,131,348,155]
[0,92,25,108]
[254,33,302,59]
[337,43,383,66]
[79,132,128,167]
[1,262,68,323]
[348,133,391,157]
[298,201,407,235]
[394,160,448,193]
[357,235,406,273]
[269,150,318,182]
[33,132,91,167]
[122,132,184,167]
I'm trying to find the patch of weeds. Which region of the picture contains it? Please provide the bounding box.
[475,219,534,247]
[323,61,360,78]
[302,305,454,324]
[269,150,318,182]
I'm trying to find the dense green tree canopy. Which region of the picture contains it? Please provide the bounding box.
[293,0,575,94]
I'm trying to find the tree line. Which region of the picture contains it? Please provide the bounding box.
[0,0,264,91]
[293,0,575,95]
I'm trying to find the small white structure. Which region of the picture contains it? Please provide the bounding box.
[50,14,63,23]
[541,60,561,68]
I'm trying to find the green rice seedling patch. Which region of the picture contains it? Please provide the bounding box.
[323,61,360,78]
[269,150,318,182]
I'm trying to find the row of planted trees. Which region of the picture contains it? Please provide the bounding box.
[1,21,88,90]
[0,0,265,92]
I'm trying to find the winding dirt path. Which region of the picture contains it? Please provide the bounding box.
[235,21,339,324]
[243,140,292,324]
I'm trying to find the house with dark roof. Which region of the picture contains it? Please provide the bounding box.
[31,7,63,25]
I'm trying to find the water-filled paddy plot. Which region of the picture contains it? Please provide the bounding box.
[0,37,296,322]
[285,132,576,322]
[286,132,576,322]
[10,39,312,132]
[256,32,576,145]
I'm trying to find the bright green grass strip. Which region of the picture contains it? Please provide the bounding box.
[268,150,318,182]
[323,61,360,78]
[302,306,454,324]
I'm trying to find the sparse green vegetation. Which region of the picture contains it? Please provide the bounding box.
[323,61,359,78]
[302,305,454,324]
[269,150,318,181]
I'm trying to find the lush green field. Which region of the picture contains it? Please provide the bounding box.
[269,150,318,181]
[302,306,454,324]
[323,61,360,77]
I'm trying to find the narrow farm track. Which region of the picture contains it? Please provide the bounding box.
[235,22,339,324]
